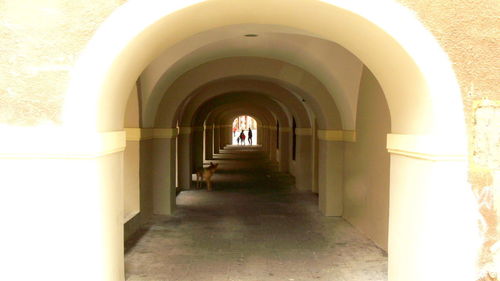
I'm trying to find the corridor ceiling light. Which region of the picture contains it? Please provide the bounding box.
[244,34,258,37]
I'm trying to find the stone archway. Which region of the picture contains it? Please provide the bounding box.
[58,1,478,280]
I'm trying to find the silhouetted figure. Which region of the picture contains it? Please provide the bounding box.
[248,129,253,145]
[239,131,246,145]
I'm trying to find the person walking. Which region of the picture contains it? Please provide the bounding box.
[248,129,253,145]
[239,130,246,145]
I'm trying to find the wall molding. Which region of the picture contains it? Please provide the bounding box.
[0,129,126,159]
[317,130,357,142]
[125,128,152,141]
[343,130,356,142]
[387,134,467,161]
[261,125,277,130]
[192,126,204,132]
[153,128,178,138]
[123,210,140,223]
[317,130,343,141]
[125,128,178,140]
[178,127,192,134]
[295,128,313,136]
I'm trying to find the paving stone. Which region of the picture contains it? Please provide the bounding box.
[125,149,387,281]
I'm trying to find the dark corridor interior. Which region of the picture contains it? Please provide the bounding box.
[125,145,387,281]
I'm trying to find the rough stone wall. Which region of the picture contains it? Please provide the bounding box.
[0,0,124,126]
[396,0,500,279]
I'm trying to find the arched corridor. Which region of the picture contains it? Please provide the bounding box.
[125,146,387,281]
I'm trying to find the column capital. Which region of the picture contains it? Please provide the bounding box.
[387,134,466,161]
[295,128,313,136]
[317,130,356,142]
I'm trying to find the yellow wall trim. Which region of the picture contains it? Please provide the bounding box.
[178,127,192,134]
[0,130,126,159]
[261,125,277,130]
[280,127,292,133]
[213,125,227,129]
[295,128,313,136]
[387,134,466,161]
[123,210,140,223]
[192,126,204,132]
[153,128,178,138]
[125,128,153,141]
[126,128,178,140]
[317,130,356,142]
[317,130,343,141]
[343,130,356,142]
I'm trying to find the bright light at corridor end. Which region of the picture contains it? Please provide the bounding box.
[232,115,257,145]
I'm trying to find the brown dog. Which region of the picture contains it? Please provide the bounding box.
[196,162,219,191]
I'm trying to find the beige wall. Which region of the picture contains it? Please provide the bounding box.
[153,57,340,129]
[294,134,314,190]
[123,140,140,223]
[0,151,126,281]
[396,1,499,274]
[0,0,495,280]
[318,140,344,216]
[141,29,362,129]
[0,0,123,126]
[343,66,391,250]
[124,139,154,241]
[152,137,176,214]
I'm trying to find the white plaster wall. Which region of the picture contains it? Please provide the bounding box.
[343,67,391,250]
[388,155,478,281]
[0,153,125,281]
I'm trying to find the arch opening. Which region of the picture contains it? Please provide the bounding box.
[231,115,258,145]
[61,1,479,281]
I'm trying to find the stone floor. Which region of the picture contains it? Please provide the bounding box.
[125,146,388,281]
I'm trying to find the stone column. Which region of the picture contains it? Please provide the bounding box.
[268,126,277,161]
[152,128,178,215]
[214,125,220,154]
[317,130,345,216]
[192,126,204,171]
[294,128,313,191]
[205,124,214,160]
[177,127,192,189]
[262,125,269,152]
[311,121,319,193]
[0,131,126,281]
[279,128,290,172]
[222,125,231,148]
[386,134,478,281]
